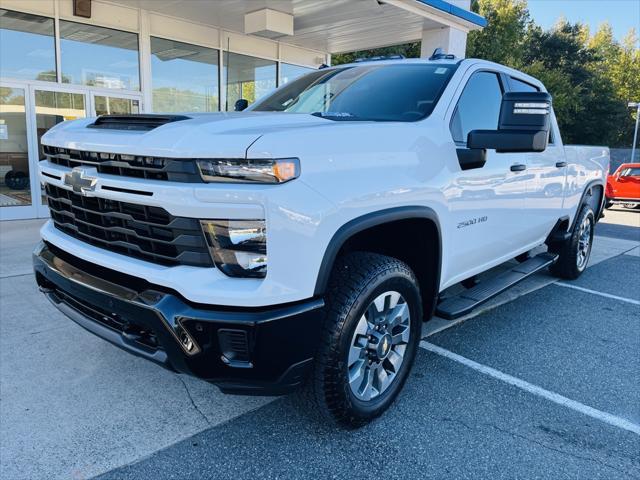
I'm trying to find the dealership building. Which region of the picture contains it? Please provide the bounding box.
[0,0,485,220]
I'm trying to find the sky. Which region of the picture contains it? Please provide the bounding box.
[527,0,640,44]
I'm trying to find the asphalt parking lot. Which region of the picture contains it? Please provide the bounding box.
[1,207,638,480]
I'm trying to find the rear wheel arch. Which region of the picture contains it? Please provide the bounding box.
[314,207,442,320]
[573,180,604,229]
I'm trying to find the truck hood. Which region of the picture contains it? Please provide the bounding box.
[41,112,334,158]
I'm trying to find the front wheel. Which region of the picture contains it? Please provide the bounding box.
[304,252,422,428]
[550,204,595,280]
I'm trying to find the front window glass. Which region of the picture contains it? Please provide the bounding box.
[450,72,503,143]
[224,52,277,111]
[151,37,219,112]
[0,9,56,82]
[60,20,140,90]
[622,167,640,177]
[251,64,456,122]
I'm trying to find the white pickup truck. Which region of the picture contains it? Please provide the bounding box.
[34,56,609,427]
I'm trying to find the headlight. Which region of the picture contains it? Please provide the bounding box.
[201,220,267,278]
[197,158,299,183]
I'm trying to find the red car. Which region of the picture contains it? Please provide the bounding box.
[606,163,640,209]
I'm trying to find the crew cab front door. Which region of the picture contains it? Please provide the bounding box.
[445,69,532,284]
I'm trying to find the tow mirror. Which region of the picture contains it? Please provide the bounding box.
[234,99,249,112]
[467,92,552,153]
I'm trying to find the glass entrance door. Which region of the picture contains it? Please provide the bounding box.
[32,87,88,217]
[0,82,36,220]
[0,85,141,220]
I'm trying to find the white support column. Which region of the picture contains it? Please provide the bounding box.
[420,26,469,58]
[138,8,153,113]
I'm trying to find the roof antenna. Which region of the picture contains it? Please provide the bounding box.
[429,48,456,60]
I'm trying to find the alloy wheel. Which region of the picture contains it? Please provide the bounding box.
[576,215,592,270]
[347,291,411,401]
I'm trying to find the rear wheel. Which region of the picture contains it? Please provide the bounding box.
[304,252,422,428]
[549,204,595,280]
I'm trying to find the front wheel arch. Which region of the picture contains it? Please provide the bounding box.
[313,207,442,320]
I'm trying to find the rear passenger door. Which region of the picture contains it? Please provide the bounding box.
[446,69,531,283]
[508,76,567,240]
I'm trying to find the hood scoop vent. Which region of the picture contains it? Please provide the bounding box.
[88,114,191,131]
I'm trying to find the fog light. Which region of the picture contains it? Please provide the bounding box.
[201,220,267,278]
[174,324,200,355]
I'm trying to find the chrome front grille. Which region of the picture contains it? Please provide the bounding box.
[45,184,213,267]
[43,146,204,182]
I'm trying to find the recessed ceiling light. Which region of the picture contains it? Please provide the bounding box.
[154,48,199,61]
[65,31,110,43]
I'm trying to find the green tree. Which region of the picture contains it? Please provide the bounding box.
[467,0,530,66]
[332,43,420,65]
[608,29,640,146]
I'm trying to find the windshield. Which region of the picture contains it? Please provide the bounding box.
[250,63,457,122]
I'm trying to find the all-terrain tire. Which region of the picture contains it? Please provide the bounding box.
[302,252,422,428]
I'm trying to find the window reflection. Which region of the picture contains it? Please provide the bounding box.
[94,96,140,115]
[60,20,140,90]
[224,52,276,111]
[0,9,56,82]
[280,63,314,85]
[0,87,31,207]
[151,37,219,112]
[34,91,87,206]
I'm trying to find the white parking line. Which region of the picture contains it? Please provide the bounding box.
[420,341,640,436]
[554,282,640,306]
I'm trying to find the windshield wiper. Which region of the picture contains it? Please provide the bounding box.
[311,112,365,121]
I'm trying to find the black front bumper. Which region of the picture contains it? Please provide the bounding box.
[33,242,325,395]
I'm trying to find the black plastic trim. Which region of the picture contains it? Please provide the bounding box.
[101,185,153,196]
[313,206,442,300]
[88,114,190,131]
[574,180,605,229]
[545,215,571,247]
[34,242,325,395]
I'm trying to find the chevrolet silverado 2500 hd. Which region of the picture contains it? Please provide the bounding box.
[34,57,609,427]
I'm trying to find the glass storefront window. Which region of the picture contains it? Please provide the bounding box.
[0,9,56,82]
[0,87,31,207]
[60,20,140,90]
[151,37,219,113]
[94,96,140,115]
[280,63,314,85]
[224,52,276,111]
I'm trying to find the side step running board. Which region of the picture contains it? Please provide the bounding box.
[436,252,558,320]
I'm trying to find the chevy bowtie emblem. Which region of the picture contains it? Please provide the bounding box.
[64,167,97,195]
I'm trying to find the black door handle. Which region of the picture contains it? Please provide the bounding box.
[510,164,527,172]
[556,161,567,168]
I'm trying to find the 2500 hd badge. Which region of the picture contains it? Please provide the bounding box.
[457,216,488,228]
